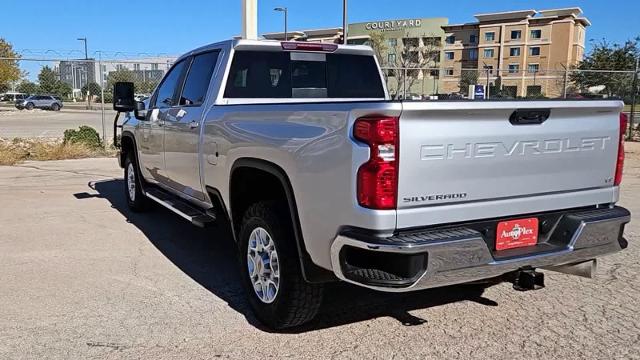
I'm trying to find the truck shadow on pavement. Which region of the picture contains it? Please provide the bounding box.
[87,179,499,333]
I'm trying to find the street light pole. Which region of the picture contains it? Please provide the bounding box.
[342,0,348,44]
[77,37,89,109]
[274,7,288,40]
[77,37,88,59]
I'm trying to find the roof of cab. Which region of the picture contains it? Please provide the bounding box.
[174,39,375,63]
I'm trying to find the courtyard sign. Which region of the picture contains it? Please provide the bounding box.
[365,19,423,31]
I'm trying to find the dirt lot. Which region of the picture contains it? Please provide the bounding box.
[0,144,639,359]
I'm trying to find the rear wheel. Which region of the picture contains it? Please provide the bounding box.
[124,153,148,212]
[239,201,323,329]
[25,102,34,110]
[51,103,60,111]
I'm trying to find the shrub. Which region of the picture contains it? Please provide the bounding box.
[63,126,102,148]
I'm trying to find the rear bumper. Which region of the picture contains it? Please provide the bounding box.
[330,206,630,292]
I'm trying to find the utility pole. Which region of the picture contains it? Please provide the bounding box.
[342,0,348,44]
[274,7,288,40]
[98,51,107,147]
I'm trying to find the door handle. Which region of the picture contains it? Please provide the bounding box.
[189,121,199,129]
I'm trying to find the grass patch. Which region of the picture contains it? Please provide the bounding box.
[0,138,116,166]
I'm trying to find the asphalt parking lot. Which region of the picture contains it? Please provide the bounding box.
[0,107,113,139]
[0,144,639,359]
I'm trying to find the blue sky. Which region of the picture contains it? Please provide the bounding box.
[1,0,639,58]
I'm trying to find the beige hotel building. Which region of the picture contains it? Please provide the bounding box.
[441,8,590,97]
[263,7,590,98]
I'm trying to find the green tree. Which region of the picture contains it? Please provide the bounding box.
[106,67,136,93]
[81,82,102,96]
[16,80,39,94]
[459,70,478,96]
[0,38,21,92]
[570,38,639,100]
[38,66,59,94]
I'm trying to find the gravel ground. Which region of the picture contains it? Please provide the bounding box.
[0,143,639,359]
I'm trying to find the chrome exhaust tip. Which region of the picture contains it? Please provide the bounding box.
[543,259,597,279]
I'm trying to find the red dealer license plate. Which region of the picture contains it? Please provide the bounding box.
[495,218,539,251]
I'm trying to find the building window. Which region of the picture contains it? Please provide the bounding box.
[510,30,522,40]
[387,53,396,64]
[483,65,494,75]
[503,86,517,97]
[388,38,397,48]
[134,63,140,71]
[469,49,478,60]
[445,36,455,45]
[423,37,441,47]
[151,63,159,70]
[528,64,540,73]
[485,32,495,42]
[470,34,477,43]
[483,48,494,58]
[508,64,520,74]
[445,51,455,60]
[445,68,454,76]
[509,47,521,57]
[527,85,542,96]
[403,38,419,47]
[530,29,542,39]
[529,47,540,56]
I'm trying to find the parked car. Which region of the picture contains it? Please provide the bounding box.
[112,39,630,329]
[15,95,63,111]
[1,92,28,102]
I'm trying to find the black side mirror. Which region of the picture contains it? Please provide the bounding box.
[134,101,147,121]
[113,82,135,112]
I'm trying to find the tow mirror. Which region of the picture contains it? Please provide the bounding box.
[134,101,147,121]
[113,82,135,112]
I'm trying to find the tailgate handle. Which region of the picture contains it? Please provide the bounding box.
[509,109,550,125]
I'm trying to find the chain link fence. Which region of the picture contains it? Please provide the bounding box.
[1,58,638,141]
[0,57,175,141]
[382,66,639,138]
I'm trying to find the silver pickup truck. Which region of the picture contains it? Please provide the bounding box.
[112,39,631,329]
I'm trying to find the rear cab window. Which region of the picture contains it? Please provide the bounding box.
[224,50,385,99]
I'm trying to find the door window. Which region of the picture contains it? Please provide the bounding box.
[152,59,188,108]
[178,51,220,106]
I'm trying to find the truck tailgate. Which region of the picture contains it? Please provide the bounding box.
[397,101,623,211]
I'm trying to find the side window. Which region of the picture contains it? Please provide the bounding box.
[178,51,220,106]
[152,59,188,108]
[224,51,290,98]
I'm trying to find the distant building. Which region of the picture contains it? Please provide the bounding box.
[55,57,175,97]
[57,60,96,92]
[261,7,589,98]
[441,8,590,97]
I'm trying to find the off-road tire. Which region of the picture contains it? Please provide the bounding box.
[124,153,148,212]
[239,201,324,329]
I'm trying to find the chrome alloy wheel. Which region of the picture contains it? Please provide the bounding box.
[247,227,280,304]
[127,162,136,202]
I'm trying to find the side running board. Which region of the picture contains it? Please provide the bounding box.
[145,187,216,228]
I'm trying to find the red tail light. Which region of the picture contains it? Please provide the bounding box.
[615,112,627,186]
[354,116,399,209]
